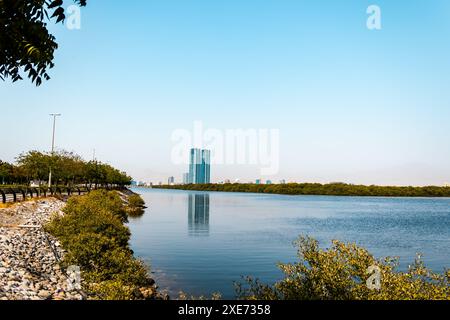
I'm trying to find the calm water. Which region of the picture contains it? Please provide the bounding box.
[128,188,450,298]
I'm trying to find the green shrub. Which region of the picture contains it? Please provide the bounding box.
[90,279,158,300]
[126,194,146,217]
[98,248,153,287]
[236,236,450,300]
[46,192,130,249]
[60,233,119,273]
[128,194,145,208]
[90,280,142,300]
[177,292,223,300]
[64,189,128,222]
[45,190,157,300]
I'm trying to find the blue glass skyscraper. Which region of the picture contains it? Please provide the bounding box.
[188,148,211,184]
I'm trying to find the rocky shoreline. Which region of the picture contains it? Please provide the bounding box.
[0,199,84,300]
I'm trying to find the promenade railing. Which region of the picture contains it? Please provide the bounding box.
[0,185,122,204]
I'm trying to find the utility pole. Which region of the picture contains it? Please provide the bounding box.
[48,113,61,188]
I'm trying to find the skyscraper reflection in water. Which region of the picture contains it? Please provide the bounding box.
[188,193,210,236]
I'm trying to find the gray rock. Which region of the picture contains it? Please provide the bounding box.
[0,199,84,300]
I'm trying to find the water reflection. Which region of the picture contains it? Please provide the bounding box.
[188,193,210,236]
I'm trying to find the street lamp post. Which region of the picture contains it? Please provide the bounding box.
[48,113,61,188]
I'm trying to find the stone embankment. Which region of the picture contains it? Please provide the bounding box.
[0,199,84,300]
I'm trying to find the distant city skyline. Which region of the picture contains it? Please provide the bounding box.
[1,1,450,186]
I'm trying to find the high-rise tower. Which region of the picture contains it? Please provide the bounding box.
[188,148,211,184]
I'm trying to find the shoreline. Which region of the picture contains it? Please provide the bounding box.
[0,190,163,300]
[0,198,84,300]
[152,183,450,198]
[141,186,450,200]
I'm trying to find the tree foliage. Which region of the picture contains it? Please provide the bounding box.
[1,150,132,186]
[158,182,450,197]
[236,236,450,300]
[0,160,14,184]
[0,0,87,85]
[45,190,156,300]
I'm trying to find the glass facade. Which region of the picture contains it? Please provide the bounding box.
[188,148,211,184]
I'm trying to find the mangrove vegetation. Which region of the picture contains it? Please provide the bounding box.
[156,183,450,197]
[45,190,160,300]
[236,236,450,300]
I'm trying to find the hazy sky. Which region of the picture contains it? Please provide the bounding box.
[1,0,450,185]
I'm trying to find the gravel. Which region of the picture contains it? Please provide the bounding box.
[0,199,84,300]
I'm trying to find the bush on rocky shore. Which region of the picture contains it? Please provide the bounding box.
[45,190,158,300]
[236,236,450,300]
[126,194,146,217]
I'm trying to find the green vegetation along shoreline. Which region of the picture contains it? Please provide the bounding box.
[154,183,450,198]
[237,236,450,300]
[45,189,163,300]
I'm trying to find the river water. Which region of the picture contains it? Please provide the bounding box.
[128,188,450,298]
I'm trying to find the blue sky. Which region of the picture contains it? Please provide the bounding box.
[1,0,450,185]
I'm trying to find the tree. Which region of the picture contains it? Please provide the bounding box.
[16,150,51,182]
[236,236,450,300]
[11,149,132,187]
[0,160,14,184]
[51,150,85,185]
[0,0,87,86]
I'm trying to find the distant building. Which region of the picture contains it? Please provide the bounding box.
[183,173,190,185]
[168,176,175,185]
[255,179,261,185]
[279,179,286,184]
[188,148,211,184]
[266,180,272,185]
[224,179,231,184]
[130,180,137,186]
